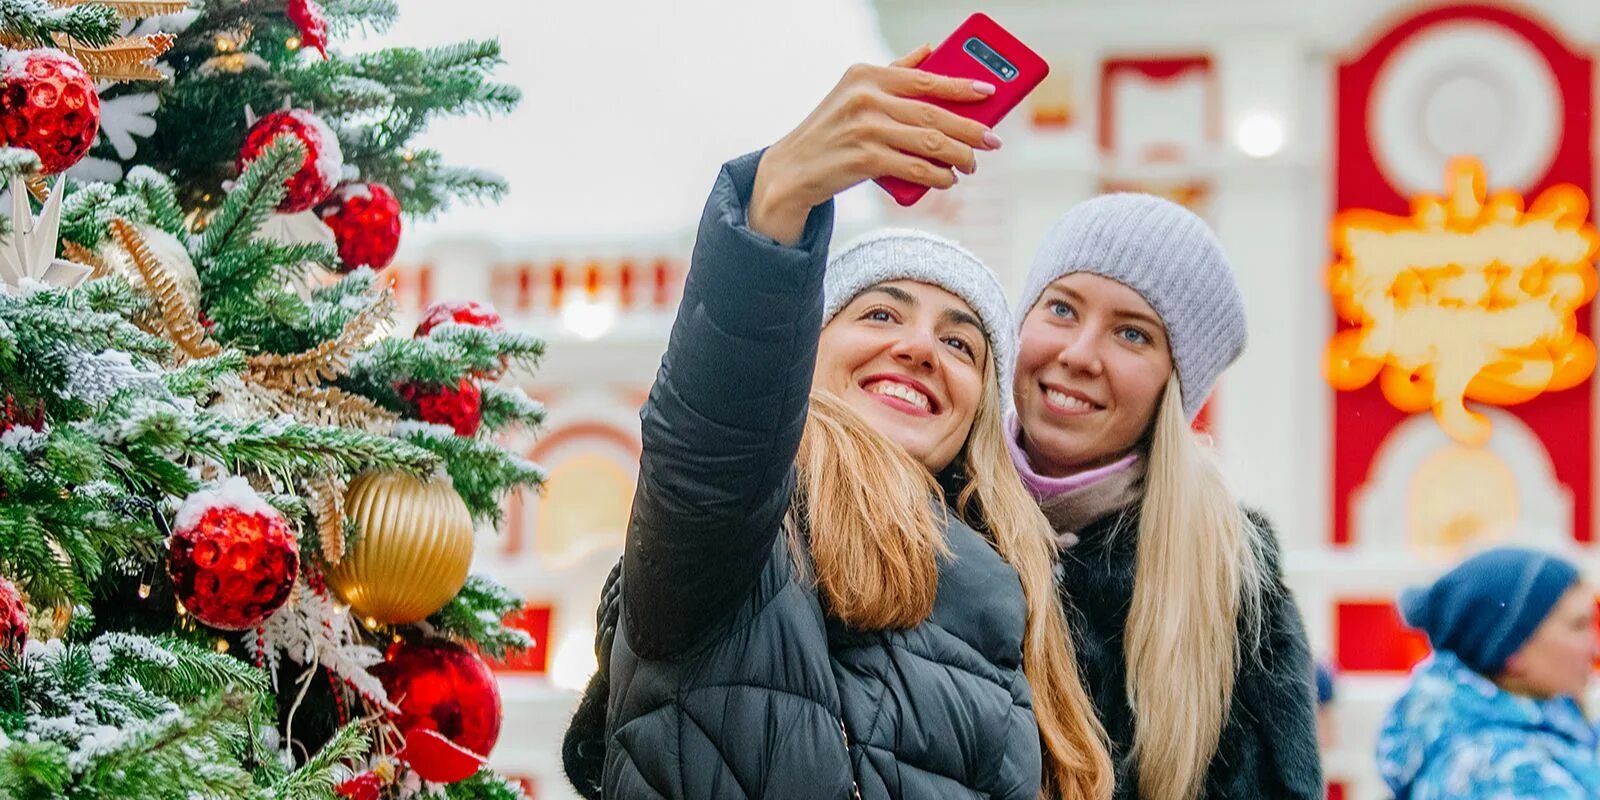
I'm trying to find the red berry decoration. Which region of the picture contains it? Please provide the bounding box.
[286,0,330,59]
[166,478,299,631]
[400,377,482,437]
[373,639,502,785]
[237,109,344,213]
[414,300,504,338]
[0,576,27,655]
[335,772,382,800]
[0,49,100,175]
[317,182,402,272]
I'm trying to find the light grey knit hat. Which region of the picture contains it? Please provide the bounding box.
[824,228,1013,387]
[1016,193,1247,420]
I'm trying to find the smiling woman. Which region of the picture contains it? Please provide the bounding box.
[559,46,1112,800]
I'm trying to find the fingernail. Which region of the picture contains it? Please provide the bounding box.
[983,130,1003,149]
[973,80,996,96]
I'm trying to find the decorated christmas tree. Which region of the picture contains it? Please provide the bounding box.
[0,2,546,798]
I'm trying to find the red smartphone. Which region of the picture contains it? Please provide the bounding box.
[874,13,1049,207]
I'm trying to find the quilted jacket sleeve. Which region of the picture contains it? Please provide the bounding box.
[621,149,834,660]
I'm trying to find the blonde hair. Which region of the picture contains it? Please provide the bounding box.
[1123,373,1268,799]
[792,361,1113,800]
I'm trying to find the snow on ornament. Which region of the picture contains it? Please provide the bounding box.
[317,182,401,272]
[237,108,343,212]
[0,49,100,175]
[287,0,330,59]
[166,477,299,631]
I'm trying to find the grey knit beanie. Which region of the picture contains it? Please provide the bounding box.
[824,229,1013,387]
[1017,194,1247,420]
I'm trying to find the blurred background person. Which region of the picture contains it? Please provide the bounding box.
[1376,547,1600,799]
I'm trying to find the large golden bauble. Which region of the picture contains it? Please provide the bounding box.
[325,471,474,625]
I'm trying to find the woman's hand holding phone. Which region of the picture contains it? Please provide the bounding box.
[748,46,1003,246]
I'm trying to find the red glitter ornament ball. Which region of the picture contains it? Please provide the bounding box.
[335,772,381,800]
[317,182,402,272]
[237,109,344,213]
[0,576,27,655]
[286,0,330,59]
[399,377,482,437]
[0,49,100,175]
[373,639,502,784]
[166,479,299,631]
[413,300,504,338]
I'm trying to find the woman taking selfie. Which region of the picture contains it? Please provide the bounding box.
[564,47,1110,800]
[1008,196,1323,799]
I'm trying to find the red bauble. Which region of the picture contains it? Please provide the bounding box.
[166,480,299,631]
[0,395,45,433]
[237,109,344,213]
[0,576,26,655]
[0,49,100,175]
[286,0,330,59]
[399,378,482,437]
[335,772,382,800]
[317,182,402,272]
[373,639,502,785]
[413,300,504,337]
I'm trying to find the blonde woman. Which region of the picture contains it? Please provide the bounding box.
[1009,195,1322,799]
[563,50,1111,800]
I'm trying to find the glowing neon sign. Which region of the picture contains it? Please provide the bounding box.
[1326,157,1598,445]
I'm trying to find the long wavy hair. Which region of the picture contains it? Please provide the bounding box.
[790,352,1113,800]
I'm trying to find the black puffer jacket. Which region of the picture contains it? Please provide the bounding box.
[1053,503,1323,800]
[568,151,1047,800]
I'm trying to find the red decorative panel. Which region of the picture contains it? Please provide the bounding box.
[490,604,552,675]
[1332,4,1594,545]
[1334,600,1430,674]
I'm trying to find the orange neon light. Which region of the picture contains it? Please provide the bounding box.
[1326,157,1599,446]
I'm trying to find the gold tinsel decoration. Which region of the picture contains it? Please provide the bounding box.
[49,33,173,83]
[307,473,349,564]
[108,218,220,360]
[245,291,395,390]
[325,471,476,625]
[223,380,399,435]
[61,240,107,275]
[50,0,191,17]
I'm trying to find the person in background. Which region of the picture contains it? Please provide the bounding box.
[1007,195,1324,799]
[1315,659,1338,748]
[1377,546,1600,799]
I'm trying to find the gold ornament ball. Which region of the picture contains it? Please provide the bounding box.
[325,471,475,625]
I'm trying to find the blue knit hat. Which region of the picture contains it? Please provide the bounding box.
[1017,194,1247,421]
[1400,547,1581,676]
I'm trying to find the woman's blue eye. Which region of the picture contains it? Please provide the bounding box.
[1048,301,1075,319]
[1119,327,1151,345]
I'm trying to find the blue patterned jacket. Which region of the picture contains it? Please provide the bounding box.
[1377,651,1600,799]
